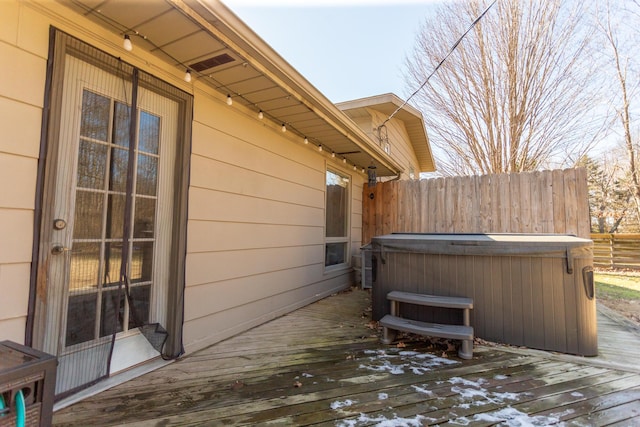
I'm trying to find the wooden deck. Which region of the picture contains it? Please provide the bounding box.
[53,289,640,426]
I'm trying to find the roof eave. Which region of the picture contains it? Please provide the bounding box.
[337,94,436,173]
[179,0,405,176]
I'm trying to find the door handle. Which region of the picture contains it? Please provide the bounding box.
[51,245,71,255]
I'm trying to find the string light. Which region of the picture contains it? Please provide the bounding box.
[108,18,357,171]
[116,24,362,177]
[117,31,346,171]
[123,35,132,51]
[110,24,345,175]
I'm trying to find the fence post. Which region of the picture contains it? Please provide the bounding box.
[609,234,614,269]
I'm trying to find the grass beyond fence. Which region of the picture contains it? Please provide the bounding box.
[595,271,640,300]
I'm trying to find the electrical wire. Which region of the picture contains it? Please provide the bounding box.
[379,0,497,129]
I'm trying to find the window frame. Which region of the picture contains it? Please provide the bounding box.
[324,167,352,271]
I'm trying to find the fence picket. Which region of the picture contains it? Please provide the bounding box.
[435,177,446,233]
[479,174,492,231]
[552,169,566,234]
[498,173,511,232]
[541,171,554,233]
[575,168,591,238]
[519,171,532,233]
[510,172,522,233]
[563,169,578,236]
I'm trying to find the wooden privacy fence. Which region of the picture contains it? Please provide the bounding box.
[591,234,640,270]
[362,168,590,243]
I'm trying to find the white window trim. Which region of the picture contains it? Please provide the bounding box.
[324,167,352,272]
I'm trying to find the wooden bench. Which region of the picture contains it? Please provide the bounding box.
[379,291,474,359]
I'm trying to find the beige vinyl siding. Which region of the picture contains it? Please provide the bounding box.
[0,1,48,344]
[183,92,361,351]
[343,107,421,180]
[369,110,421,180]
[0,0,364,351]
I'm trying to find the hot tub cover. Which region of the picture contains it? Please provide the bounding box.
[370,233,592,259]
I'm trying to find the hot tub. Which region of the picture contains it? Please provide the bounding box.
[368,233,597,356]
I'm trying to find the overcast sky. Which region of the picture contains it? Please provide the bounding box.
[223,0,448,103]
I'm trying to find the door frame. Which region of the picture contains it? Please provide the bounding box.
[27,28,192,388]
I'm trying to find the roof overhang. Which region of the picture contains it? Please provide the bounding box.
[337,93,436,173]
[58,0,405,176]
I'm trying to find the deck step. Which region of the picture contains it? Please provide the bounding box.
[387,291,473,309]
[380,314,474,341]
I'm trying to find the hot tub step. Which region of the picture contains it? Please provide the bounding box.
[387,291,473,309]
[380,314,474,341]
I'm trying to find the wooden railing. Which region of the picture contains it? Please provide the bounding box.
[591,233,640,270]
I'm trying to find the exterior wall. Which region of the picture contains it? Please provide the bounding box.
[0,1,48,343]
[183,92,363,352]
[345,109,421,180]
[0,0,364,353]
[369,109,421,180]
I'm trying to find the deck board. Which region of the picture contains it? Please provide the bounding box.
[53,289,640,426]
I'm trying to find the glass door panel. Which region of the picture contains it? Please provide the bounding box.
[62,89,163,349]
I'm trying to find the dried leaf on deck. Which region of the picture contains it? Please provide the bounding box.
[396,342,406,348]
[366,320,378,330]
[293,381,303,388]
[230,380,245,390]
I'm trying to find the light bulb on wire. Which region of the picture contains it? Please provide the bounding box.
[258,110,264,120]
[226,95,233,106]
[184,70,192,83]
[281,124,287,133]
[304,137,309,144]
[123,35,133,51]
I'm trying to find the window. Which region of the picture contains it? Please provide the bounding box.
[325,169,350,267]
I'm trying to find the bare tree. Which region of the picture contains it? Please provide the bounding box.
[595,0,640,227]
[579,155,630,233]
[405,0,602,176]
